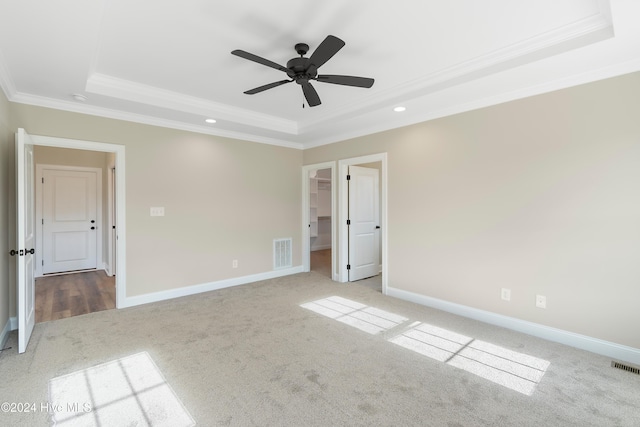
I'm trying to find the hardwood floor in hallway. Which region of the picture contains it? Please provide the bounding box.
[310,249,332,278]
[35,270,116,323]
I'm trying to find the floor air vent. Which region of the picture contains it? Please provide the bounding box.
[273,238,292,270]
[611,360,640,375]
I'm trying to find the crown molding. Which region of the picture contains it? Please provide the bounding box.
[85,73,299,135]
[298,3,614,136]
[301,57,640,149]
[10,56,639,152]
[9,92,304,150]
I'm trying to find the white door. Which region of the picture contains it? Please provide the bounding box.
[16,129,36,353]
[348,166,380,281]
[42,168,98,274]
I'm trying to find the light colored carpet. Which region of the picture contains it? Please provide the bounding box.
[1,272,638,426]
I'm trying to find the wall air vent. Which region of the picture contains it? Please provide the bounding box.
[611,360,640,375]
[273,238,292,270]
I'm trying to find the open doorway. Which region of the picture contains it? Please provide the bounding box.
[15,130,125,352]
[25,134,125,312]
[302,162,337,280]
[338,153,387,294]
[33,146,116,322]
[310,168,332,277]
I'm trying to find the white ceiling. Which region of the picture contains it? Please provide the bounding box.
[1,0,638,149]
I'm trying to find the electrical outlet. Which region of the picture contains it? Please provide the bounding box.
[536,295,547,309]
[150,207,165,217]
[232,259,238,268]
[501,288,511,301]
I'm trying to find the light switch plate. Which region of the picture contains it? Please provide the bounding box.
[150,207,165,217]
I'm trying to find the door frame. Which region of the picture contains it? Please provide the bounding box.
[107,166,116,276]
[338,153,388,293]
[35,164,103,277]
[302,162,337,279]
[29,134,126,309]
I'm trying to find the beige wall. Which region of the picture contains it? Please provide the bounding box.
[8,104,302,309]
[34,146,108,169]
[304,72,640,349]
[0,89,10,336]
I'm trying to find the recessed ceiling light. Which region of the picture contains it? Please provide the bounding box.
[71,93,87,102]
[205,118,217,124]
[393,106,406,112]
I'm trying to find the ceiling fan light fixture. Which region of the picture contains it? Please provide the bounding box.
[205,118,217,124]
[393,106,406,112]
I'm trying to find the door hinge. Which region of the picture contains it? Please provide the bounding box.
[347,264,351,270]
[346,174,351,181]
[347,219,351,225]
[42,177,44,183]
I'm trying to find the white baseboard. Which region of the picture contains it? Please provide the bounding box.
[121,266,304,309]
[103,262,113,277]
[311,244,332,251]
[387,286,640,366]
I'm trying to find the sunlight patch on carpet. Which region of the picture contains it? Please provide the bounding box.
[301,297,550,395]
[48,351,195,426]
[301,296,408,335]
[389,322,473,362]
[389,322,550,395]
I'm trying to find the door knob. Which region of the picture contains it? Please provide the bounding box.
[9,249,34,256]
[91,220,95,223]
[91,226,95,230]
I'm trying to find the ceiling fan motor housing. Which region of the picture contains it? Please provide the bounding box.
[286,57,317,83]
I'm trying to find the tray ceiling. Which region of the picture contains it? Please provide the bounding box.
[1,0,639,148]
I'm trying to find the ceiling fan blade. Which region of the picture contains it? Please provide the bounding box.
[231,50,289,73]
[244,79,292,95]
[316,75,375,88]
[301,81,321,107]
[308,35,345,69]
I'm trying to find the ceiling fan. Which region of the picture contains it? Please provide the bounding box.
[231,35,374,107]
